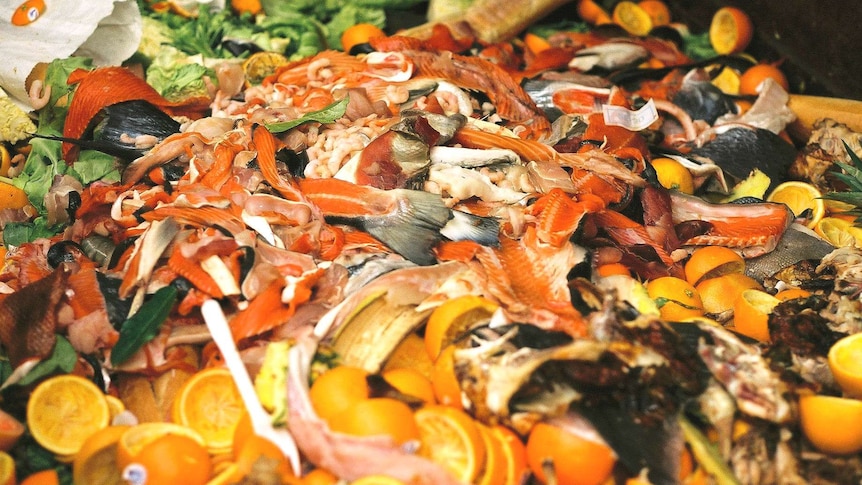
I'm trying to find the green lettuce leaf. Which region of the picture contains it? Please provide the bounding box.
[147,58,211,102]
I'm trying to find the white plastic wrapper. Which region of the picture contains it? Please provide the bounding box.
[0,0,142,110]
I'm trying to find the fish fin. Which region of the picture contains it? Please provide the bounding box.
[440,210,500,246]
[353,189,451,266]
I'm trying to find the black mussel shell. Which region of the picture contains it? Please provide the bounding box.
[89,100,181,159]
[690,126,796,189]
[648,25,684,49]
[221,38,263,57]
[672,80,737,125]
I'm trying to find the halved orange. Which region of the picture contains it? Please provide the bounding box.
[0,451,14,485]
[766,181,825,229]
[696,273,762,316]
[382,368,437,404]
[576,0,612,25]
[709,7,753,55]
[828,333,862,398]
[414,405,486,483]
[351,476,407,485]
[425,295,498,362]
[799,394,862,454]
[814,217,860,248]
[329,398,420,445]
[309,365,370,424]
[732,289,780,342]
[739,63,790,95]
[72,425,130,485]
[116,422,208,471]
[382,332,435,379]
[0,408,24,452]
[612,1,653,36]
[638,0,670,26]
[26,374,111,456]
[684,246,745,287]
[651,157,694,195]
[645,276,705,321]
[171,367,245,454]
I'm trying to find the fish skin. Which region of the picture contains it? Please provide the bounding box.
[0,265,68,367]
[745,223,836,281]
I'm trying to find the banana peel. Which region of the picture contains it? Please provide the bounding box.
[330,292,432,374]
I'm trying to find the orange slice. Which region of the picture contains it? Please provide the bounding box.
[491,426,528,485]
[814,217,858,247]
[828,333,862,398]
[26,374,111,456]
[116,422,208,470]
[709,7,753,55]
[0,408,24,453]
[774,288,811,301]
[425,295,498,361]
[732,289,780,342]
[414,405,486,483]
[799,394,862,454]
[242,51,289,87]
[612,1,653,36]
[476,424,507,485]
[171,367,245,454]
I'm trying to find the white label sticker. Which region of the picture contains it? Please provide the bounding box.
[601,98,659,131]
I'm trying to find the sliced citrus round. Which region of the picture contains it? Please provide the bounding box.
[828,333,862,398]
[612,1,653,36]
[595,262,631,278]
[476,424,507,485]
[72,425,130,485]
[383,368,437,404]
[491,426,528,485]
[766,181,824,229]
[815,217,859,247]
[26,374,111,456]
[172,367,245,454]
[243,51,289,86]
[799,394,862,454]
[645,276,704,321]
[351,475,407,485]
[105,395,126,421]
[684,246,745,287]
[414,405,486,483]
[300,468,339,485]
[329,398,420,445]
[425,295,498,361]
[732,289,780,342]
[709,7,753,55]
[431,345,464,410]
[696,273,762,316]
[526,421,616,485]
[0,451,15,485]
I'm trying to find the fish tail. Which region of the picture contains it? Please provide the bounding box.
[440,209,500,246]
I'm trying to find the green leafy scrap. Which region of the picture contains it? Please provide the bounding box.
[823,141,862,223]
[110,285,178,366]
[15,336,78,388]
[265,96,349,133]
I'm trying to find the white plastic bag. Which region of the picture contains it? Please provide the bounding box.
[0,0,142,109]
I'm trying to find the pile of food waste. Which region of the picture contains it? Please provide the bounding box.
[3,0,862,484]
